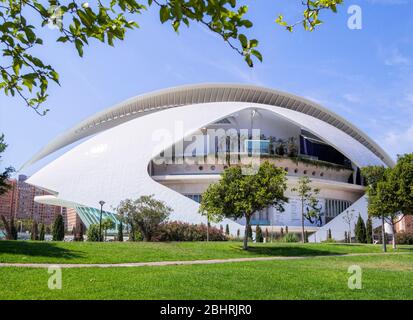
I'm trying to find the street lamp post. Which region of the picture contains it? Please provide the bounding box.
[99,200,105,242]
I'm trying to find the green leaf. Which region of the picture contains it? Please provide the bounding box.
[13,61,21,76]
[160,5,170,23]
[50,70,60,85]
[238,34,248,48]
[24,27,36,43]
[56,36,69,43]
[173,20,180,32]
[251,49,262,62]
[75,39,84,57]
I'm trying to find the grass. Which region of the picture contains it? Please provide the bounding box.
[1,254,413,299]
[0,240,412,264]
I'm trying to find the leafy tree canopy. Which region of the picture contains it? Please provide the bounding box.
[116,194,171,241]
[199,161,287,249]
[0,134,14,196]
[0,0,343,114]
[291,176,321,242]
[362,154,413,249]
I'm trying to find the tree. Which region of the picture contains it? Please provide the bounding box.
[102,218,115,241]
[30,220,39,240]
[344,231,348,243]
[86,224,100,242]
[327,228,332,241]
[247,224,253,241]
[366,217,373,244]
[355,214,366,244]
[291,176,321,243]
[0,1,343,114]
[200,161,287,250]
[1,214,17,240]
[0,134,14,196]
[342,209,355,243]
[256,225,263,243]
[116,195,171,241]
[362,165,387,251]
[225,224,230,236]
[52,213,65,241]
[39,223,45,241]
[118,220,124,242]
[362,154,413,250]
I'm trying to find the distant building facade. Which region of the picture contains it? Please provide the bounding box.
[396,215,413,233]
[0,179,17,220]
[0,175,66,226]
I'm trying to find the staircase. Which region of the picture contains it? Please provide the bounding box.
[308,195,380,243]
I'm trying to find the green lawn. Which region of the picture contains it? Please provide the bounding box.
[1,254,412,299]
[0,240,411,264]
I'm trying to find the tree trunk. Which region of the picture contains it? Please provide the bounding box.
[206,218,209,242]
[381,214,387,252]
[301,199,305,243]
[391,223,396,250]
[243,215,250,250]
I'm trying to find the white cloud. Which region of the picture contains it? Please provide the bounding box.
[343,93,362,103]
[381,125,413,159]
[384,48,410,66]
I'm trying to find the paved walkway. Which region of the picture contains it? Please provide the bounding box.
[0,252,412,268]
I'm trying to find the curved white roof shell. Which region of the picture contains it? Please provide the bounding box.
[25,84,393,235]
[24,83,394,168]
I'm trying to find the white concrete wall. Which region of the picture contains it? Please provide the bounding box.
[27,102,384,236]
[308,195,380,242]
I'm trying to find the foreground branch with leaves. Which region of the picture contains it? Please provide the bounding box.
[0,0,344,114]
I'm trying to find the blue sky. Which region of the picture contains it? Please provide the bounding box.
[1,0,412,176]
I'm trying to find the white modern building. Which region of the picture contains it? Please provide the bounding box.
[23,84,394,241]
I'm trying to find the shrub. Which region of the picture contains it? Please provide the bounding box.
[30,220,39,241]
[355,214,367,243]
[156,221,227,241]
[118,221,123,242]
[39,223,45,241]
[366,217,373,244]
[134,230,143,241]
[282,233,298,243]
[52,214,65,241]
[255,225,263,242]
[395,231,413,245]
[225,224,230,236]
[327,228,332,240]
[87,224,100,242]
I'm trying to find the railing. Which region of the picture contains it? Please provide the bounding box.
[251,219,271,226]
